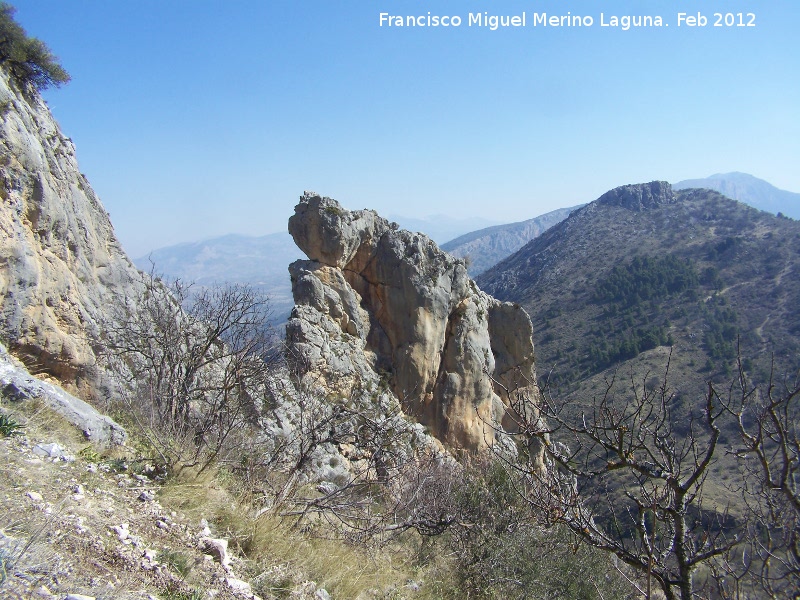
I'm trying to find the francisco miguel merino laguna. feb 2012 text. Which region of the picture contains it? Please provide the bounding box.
[378,12,757,30]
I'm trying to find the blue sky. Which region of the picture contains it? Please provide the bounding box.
[12,0,800,257]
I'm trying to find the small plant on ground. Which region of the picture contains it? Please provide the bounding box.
[160,586,203,600]
[0,414,23,437]
[0,548,9,585]
[77,444,101,462]
[158,550,194,579]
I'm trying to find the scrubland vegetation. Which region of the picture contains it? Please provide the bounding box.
[8,271,783,599]
[0,6,797,598]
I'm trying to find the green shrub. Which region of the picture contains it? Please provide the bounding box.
[158,549,194,578]
[445,458,634,599]
[0,414,23,437]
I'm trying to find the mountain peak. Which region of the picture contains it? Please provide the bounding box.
[673,173,800,219]
[596,181,676,212]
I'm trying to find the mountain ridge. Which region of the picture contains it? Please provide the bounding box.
[477,181,800,406]
[441,205,582,276]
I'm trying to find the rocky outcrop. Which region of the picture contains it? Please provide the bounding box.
[286,193,540,452]
[0,69,142,395]
[596,181,676,212]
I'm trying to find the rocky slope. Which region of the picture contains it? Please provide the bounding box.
[441,205,581,276]
[0,69,142,397]
[0,387,344,600]
[286,193,541,454]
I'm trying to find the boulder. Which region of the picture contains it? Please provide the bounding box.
[0,342,126,445]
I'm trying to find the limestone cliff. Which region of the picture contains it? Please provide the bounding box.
[0,69,142,395]
[286,193,540,453]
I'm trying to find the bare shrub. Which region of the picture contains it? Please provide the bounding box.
[725,355,800,596]
[101,271,277,475]
[502,353,746,600]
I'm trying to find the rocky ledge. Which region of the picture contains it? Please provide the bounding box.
[596,181,676,212]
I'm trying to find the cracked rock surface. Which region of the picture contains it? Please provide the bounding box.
[287,193,542,454]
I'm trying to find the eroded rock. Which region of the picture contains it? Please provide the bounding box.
[287,192,542,453]
[0,69,144,397]
[0,343,126,445]
[595,180,676,212]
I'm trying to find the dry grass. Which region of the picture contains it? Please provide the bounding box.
[0,373,467,598]
[1,396,243,599]
[0,389,457,598]
[157,469,440,599]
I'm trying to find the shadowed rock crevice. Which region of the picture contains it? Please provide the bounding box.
[286,192,542,453]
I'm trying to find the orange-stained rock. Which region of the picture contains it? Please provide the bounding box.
[287,192,542,456]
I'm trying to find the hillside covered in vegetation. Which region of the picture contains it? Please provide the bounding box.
[479,182,800,398]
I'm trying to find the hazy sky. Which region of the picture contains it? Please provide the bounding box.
[12,0,800,257]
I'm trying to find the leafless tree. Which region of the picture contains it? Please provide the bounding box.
[724,355,800,597]
[502,354,746,600]
[274,381,460,542]
[101,271,277,474]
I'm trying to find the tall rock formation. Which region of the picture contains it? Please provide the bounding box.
[0,69,142,396]
[286,193,540,453]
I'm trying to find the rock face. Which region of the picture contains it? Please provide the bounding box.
[596,181,676,212]
[0,342,126,445]
[0,69,142,394]
[286,193,540,452]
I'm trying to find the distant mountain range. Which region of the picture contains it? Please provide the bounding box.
[674,172,800,219]
[442,206,582,276]
[388,214,501,245]
[137,173,798,325]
